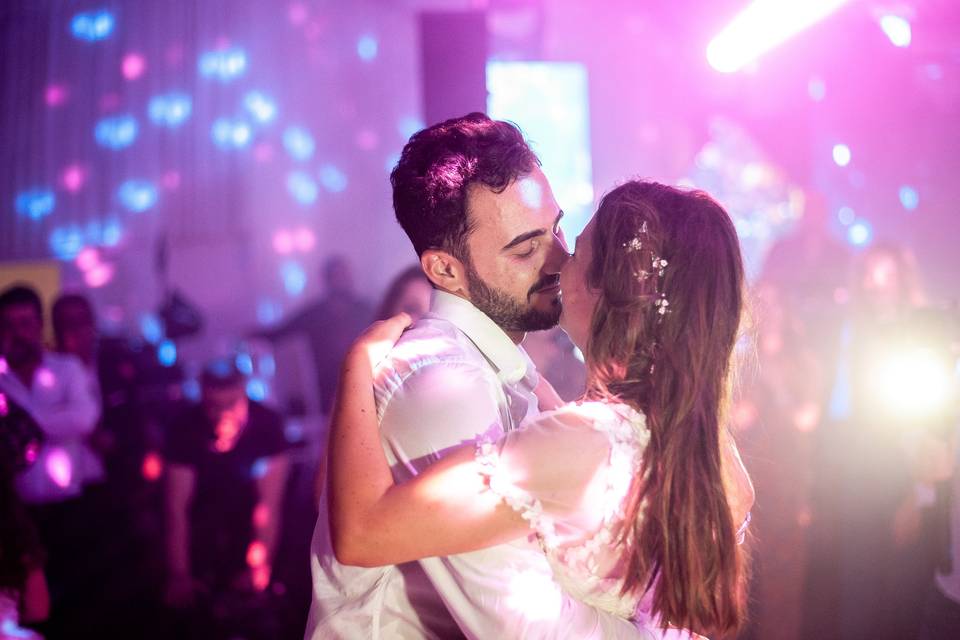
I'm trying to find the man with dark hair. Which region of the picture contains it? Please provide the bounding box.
[0,284,102,632]
[306,114,643,638]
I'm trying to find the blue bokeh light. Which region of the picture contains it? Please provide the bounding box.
[182,379,201,402]
[117,180,159,213]
[49,226,86,260]
[287,171,319,205]
[256,299,282,326]
[357,35,378,61]
[246,378,268,402]
[148,92,193,128]
[212,118,252,150]
[318,165,348,193]
[140,313,164,344]
[837,206,855,226]
[397,116,425,140]
[235,352,254,376]
[898,185,919,211]
[101,219,123,246]
[282,126,315,161]
[281,261,307,296]
[243,91,278,124]
[71,9,115,42]
[95,114,139,149]
[157,339,177,367]
[15,189,56,220]
[259,353,276,377]
[198,47,248,82]
[847,220,873,247]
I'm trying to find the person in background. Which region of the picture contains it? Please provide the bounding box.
[51,294,97,370]
[258,256,373,415]
[374,265,432,322]
[0,285,101,635]
[0,456,48,640]
[164,361,290,634]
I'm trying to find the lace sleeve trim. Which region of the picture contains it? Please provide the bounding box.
[474,437,560,547]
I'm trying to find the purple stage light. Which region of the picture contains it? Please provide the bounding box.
[45,84,68,107]
[706,0,850,73]
[879,15,911,48]
[15,189,56,220]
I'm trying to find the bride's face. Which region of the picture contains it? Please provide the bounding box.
[558,217,600,351]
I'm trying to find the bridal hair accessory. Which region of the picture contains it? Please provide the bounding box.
[624,221,670,322]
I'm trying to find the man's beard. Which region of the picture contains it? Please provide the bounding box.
[464,258,561,333]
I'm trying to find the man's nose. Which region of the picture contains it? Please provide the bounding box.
[546,233,570,272]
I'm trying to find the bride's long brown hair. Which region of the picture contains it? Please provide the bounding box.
[584,181,747,636]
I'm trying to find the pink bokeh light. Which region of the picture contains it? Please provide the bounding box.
[142,452,164,482]
[100,93,121,112]
[161,170,181,191]
[45,84,69,107]
[294,228,315,252]
[36,368,56,389]
[84,263,115,288]
[246,540,267,568]
[253,142,275,163]
[288,3,309,26]
[122,53,147,80]
[61,164,88,193]
[355,128,379,151]
[76,247,100,272]
[46,448,73,489]
[273,230,294,255]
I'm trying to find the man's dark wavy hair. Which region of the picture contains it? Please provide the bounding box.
[390,112,540,260]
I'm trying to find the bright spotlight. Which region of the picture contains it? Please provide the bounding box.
[707,0,850,73]
[879,15,911,48]
[872,347,954,420]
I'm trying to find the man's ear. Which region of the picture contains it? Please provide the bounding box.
[420,249,469,297]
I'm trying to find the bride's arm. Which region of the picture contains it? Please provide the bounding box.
[327,315,530,567]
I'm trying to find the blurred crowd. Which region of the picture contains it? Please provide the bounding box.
[1,202,957,639]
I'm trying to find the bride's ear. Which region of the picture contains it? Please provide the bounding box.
[420,249,467,296]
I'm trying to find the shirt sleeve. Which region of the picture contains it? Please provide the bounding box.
[381,369,648,639]
[475,405,618,547]
[25,357,101,438]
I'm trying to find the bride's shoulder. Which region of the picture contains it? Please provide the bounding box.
[530,399,648,439]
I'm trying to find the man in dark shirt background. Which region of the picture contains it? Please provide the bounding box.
[257,255,372,415]
[164,361,290,637]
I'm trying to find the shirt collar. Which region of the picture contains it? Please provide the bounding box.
[429,290,534,386]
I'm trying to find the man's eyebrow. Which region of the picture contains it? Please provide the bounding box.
[501,210,564,252]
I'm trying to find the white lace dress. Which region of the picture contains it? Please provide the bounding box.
[475,400,700,634]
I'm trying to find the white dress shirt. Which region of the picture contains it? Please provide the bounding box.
[305,290,649,639]
[0,351,102,504]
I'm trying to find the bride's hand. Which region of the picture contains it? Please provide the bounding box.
[347,313,413,371]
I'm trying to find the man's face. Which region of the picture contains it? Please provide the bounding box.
[56,302,97,362]
[0,303,44,367]
[462,166,569,334]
